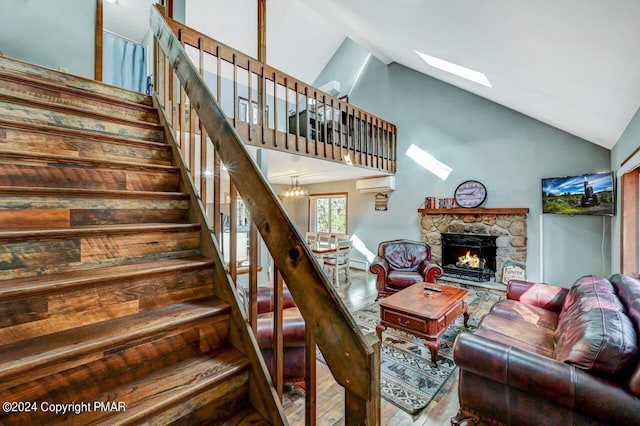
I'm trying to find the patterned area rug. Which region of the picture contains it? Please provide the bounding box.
[350,283,504,415]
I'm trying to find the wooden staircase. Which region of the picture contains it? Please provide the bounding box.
[0,56,270,425]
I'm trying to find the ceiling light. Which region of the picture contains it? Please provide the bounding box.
[415,50,492,88]
[280,176,309,199]
[105,0,118,4]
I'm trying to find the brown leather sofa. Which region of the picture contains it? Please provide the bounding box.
[452,274,640,426]
[369,239,443,299]
[244,287,306,384]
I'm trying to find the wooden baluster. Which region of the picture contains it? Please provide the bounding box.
[391,126,398,173]
[362,112,368,167]
[284,77,290,150]
[233,53,238,129]
[273,267,284,400]
[229,182,238,283]
[330,97,336,160]
[322,95,328,158]
[338,100,344,163]
[261,66,267,145]
[295,82,300,152]
[357,109,363,166]
[304,86,311,154]
[247,61,253,141]
[305,328,317,426]
[374,118,379,170]
[177,30,186,157]
[382,121,388,172]
[169,58,177,131]
[216,46,222,105]
[313,91,319,156]
[189,63,197,182]
[198,42,208,203]
[273,72,278,147]
[369,116,374,168]
[249,222,258,332]
[213,150,221,241]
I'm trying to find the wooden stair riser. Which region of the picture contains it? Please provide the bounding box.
[0,55,152,106]
[0,77,160,125]
[0,160,179,192]
[0,125,172,165]
[0,268,216,345]
[0,195,188,229]
[136,374,251,426]
[0,229,201,280]
[0,102,164,142]
[80,351,250,426]
[0,329,236,424]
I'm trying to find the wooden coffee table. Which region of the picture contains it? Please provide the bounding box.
[376,282,469,365]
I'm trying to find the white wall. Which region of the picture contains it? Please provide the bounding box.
[0,0,95,79]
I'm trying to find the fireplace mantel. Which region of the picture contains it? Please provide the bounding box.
[418,208,529,215]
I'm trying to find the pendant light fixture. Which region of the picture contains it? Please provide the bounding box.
[280,176,309,199]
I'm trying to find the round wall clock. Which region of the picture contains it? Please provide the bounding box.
[454,180,487,208]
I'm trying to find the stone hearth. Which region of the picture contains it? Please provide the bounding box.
[419,209,528,284]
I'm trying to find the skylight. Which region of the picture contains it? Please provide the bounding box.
[406,144,452,180]
[415,50,492,88]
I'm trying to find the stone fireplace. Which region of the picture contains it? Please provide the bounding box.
[419,208,528,284]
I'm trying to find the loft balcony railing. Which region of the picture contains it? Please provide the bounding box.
[151,5,381,425]
[164,16,397,175]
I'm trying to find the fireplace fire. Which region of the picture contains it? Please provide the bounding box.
[442,233,497,282]
[457,251,483,269]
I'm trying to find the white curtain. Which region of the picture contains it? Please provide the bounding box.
[103,31,146,93]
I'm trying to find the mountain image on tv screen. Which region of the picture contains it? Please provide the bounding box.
[541,172,615,216]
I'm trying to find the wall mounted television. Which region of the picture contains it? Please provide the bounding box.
[541,171,615,216]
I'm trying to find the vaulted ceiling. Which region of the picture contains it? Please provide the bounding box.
[105,0,640,184]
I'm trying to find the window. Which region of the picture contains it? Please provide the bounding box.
[309,193,347,234]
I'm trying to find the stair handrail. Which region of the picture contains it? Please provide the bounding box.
[150,5,380,424]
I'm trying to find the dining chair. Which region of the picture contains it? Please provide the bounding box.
[317,233,332,247]
[323,238,352,286]
[305,231,318,244]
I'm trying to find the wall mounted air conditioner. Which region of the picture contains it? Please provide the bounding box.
[355,176,396,193]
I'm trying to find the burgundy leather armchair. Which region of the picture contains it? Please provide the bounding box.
[369,239,443,299]
[244,287,306,384]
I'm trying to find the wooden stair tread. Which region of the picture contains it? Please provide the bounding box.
[0,150,179,173]
[0,297,229,382]
[0,70,157,113]
[0,101,164,142]
[75,348,250,425]
[0,119,171,150]
[0,55,152,105]
[0,92,162,130]
[0,256,214,299]
[0,222,201,241]
[0,185,188,199]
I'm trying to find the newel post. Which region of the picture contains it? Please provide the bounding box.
[344,334,380,425]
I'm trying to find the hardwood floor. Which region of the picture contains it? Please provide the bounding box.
[281,269,462,426]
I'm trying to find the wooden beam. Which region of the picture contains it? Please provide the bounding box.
[257,0,266,63]
[95,0,103,81]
